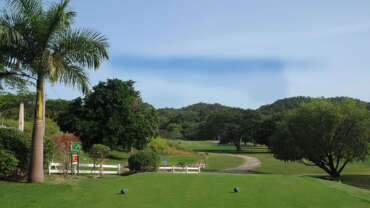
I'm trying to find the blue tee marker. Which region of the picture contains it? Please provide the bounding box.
[121,189,127,194]
[234,187,239,193]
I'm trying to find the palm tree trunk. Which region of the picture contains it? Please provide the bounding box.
[29,75,45,183]
[42,81,46,137]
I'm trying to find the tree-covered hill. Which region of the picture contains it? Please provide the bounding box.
[257,96,370,115]
[257,96,313,115]
[158,103,241,140]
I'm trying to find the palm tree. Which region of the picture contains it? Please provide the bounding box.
[0,0,109,182]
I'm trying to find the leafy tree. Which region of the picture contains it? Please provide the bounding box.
[46,99,71,121]
[89,144,110,176]
[57,79,159,151]
[270,99,370,179]
[239,109,261,146]
[0,0,109,182]
[254,114,281,146]
[199,112,230,140]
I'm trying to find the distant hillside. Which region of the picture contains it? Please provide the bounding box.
[158,97,370,140]
[158,103,240,139]
[257,96,370,116]
[257,96,312,115]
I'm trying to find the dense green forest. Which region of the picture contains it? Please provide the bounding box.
[2,93,370,146]
[159,96,370,140]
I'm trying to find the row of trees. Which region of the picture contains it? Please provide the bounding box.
[0,92,71,121]
[160,97,369,179]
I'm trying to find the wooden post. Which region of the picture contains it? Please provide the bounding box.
[48,161,51,175]
[18,102,24,132]
[172,165,174,173]
[118,164,121,175]
[186,166,188,174]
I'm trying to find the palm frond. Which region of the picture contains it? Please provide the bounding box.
[42,0,75,49]
[5,0,42,17]
[0,10,26,47]
[52,28,109,70]
[50,61,90,94]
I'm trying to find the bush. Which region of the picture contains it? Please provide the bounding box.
[0,128,58,178]
[0,128,31,175]
[89,144,111,164]
[52,134,80,154]
[0,150,19,179]
[145,138,191,155]
[44,137,57,168]
[128,151,160,172]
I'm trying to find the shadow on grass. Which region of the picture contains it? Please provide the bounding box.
[340,175,370,190]
[193,149,271,154]
[308,175,370,190]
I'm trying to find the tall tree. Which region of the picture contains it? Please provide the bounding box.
[270,99,370,179]
[57,79,159,152]
[0,0,109,182]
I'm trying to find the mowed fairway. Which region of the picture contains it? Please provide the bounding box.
[1,173,369,208]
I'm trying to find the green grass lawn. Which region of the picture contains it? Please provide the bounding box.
[165,154,203,166]
[203,154,245,171]
[0,173,369,208]
[176,140,370,189]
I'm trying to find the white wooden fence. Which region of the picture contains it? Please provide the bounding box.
[49,162,201,175]
[48,162,123,175]
[159,166,201,174]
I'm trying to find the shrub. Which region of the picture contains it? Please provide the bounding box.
[128,151,160,172]
[0,128,58,178]
[52,134,80,154]
[0,150,19,179]
[89,144,111,176]
[89,144,111,164]
[0,128,31,175]
[44,137,57,168]
[146,138,191,155]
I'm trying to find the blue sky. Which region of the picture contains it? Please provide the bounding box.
[44,0,370,109]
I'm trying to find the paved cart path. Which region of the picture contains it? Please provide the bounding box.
[216,154,261,174]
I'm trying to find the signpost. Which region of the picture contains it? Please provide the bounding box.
[70,143,82,175]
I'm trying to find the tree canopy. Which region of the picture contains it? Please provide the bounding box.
[269,98,370,179]
[57,79,159,151]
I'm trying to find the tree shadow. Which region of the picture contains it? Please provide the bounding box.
[307,175,370,190]
[193,149,271,154]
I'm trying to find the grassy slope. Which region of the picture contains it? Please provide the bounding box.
[177,140,369,175]
[176,140,370,188]
[0,173,369,208]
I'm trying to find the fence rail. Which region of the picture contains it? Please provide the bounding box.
[49,162,201,175]
[49,162,123,175]
[159,166,201,174]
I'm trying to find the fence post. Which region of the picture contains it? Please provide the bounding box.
[198,167,200,174]
[118,164,121,175]
[172,165,174,173]
[48,161,52,175]
[186,166,188,174]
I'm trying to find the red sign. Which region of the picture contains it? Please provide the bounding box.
[72,153,78,164]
